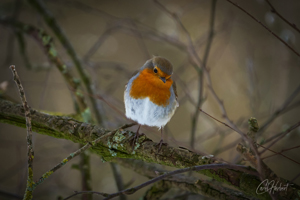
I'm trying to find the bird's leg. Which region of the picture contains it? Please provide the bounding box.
[131,125,142,152]
[157,126,167,152]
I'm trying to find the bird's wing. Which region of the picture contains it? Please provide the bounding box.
[172,81,179,107]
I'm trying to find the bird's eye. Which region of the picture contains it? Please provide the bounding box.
[154,68,158,73]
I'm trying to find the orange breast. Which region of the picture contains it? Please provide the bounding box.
[130,68,173,107]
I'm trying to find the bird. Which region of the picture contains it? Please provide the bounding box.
[124,56,179,151]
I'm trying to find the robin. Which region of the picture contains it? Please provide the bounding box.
[124,56,179,151]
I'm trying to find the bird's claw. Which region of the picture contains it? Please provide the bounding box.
[156,139,167,152]
[131,132,145,152]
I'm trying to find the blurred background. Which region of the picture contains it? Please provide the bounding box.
[0,0,300,199]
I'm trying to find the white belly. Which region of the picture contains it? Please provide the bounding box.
[124,96,177,127]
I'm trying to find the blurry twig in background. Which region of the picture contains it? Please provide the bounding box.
[259,120,300,155]
[10,66,34,200]
[265,0,300,34]
[259,144,300,165]
[225,0,300,58]
[261,144,300,160]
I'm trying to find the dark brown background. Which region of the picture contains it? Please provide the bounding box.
[0,0,300,199]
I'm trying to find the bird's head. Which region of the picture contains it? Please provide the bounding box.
[143,56,173,84]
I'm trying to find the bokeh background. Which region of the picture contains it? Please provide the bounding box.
[0,0,300,199]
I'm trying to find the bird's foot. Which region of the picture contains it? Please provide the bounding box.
[131,132,145,152]
[156,139,167,152]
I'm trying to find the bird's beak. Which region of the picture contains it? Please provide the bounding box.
[160,77,166,83]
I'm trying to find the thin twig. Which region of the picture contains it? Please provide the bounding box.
[261,145,300,160]
[257,143,300,166]
[64,191,109,200]
[265,0,300,34]
[10,65,34,200]
[33,141,92,190]
[32,123,135,189]
[259,120,300,155]
[225,0,300,58]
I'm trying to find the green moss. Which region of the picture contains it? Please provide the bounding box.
[132,142,141,155]
[49,46,57,57]
[112,130,126,143]
[42,171,53,179]
[200,169,232,185]
[101,157,107,163]
[76,91,83,97]
[62,158,68,164]
[240,173,271,200]
[108,149,117,157]
[73,78,81,85]
[62,65,68,74]
[81,108,91,123]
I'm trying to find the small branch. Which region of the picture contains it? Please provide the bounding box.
[64,191,109,200]
[259,120,300,155]
[257,143,300,166]
[265,0,300,34]
[32,123,133,189]
[9,66,34,200]
[102,164,256,200]
[261,145,300,160]
[225,0,300,58]
[33,141,92,190]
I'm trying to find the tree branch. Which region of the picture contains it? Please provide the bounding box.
[0,99,278,200]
